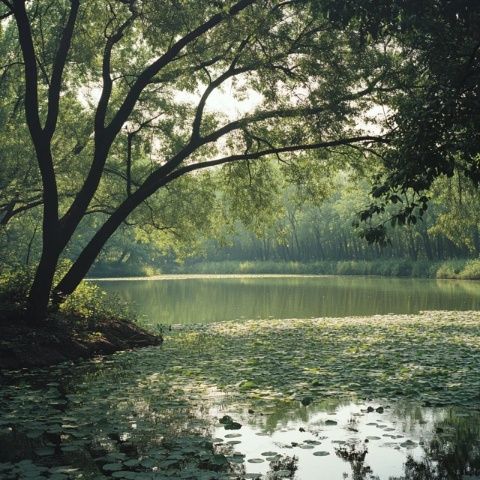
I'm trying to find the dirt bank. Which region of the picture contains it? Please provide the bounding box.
[0,310,162,370]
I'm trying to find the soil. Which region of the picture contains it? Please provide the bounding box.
[0,308,162,370]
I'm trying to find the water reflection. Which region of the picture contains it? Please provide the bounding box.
[96,276,480,325]
[213,399,480,479]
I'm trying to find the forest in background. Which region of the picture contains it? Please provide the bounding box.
[4,161,478,279]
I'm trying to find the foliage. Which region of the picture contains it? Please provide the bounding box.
[59,281,135,323]
[0,266,36,306]
[171,259,435,277]
[429,172,480,254]
[0,266,134,323]
[0,0,396,317]
[0,0,478,316]
[163,173,473,272]
[347,0,480,242]
[435,259,480,281]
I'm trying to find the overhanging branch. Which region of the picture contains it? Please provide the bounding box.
[164,135,389,184]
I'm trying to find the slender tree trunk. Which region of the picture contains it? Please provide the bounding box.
[472,225,480,255]
[421,230,433,261]
[26,238,61,322]
[25,224,38,266]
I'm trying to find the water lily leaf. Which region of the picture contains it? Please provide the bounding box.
[34,447,55,457]
[103,463,123,472]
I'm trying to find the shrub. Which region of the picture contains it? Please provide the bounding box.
[0,265,135,324]
[59,280,135,322]
[0,266,35,306]
[435,260,467,279]
[457,259,480,280]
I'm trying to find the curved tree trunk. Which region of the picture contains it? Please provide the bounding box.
[53,192,145,299]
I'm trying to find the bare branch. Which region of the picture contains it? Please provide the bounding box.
[191,64,251,141]
[0,10,13,20]
[0,198,43,226]
[95,5,139,132]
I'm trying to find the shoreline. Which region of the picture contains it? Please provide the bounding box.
[88,259,480,281]
[0,313,161,371]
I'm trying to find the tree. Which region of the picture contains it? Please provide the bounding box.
[338,0,480,241]
[0,0,399,321]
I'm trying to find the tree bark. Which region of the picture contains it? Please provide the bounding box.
[26,236,61,322]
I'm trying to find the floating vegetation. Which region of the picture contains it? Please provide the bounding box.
[2,312,480,478]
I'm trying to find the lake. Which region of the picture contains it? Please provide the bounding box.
[95,275,480,325]
[2,276,480,479]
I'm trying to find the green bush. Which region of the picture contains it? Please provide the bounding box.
[0,266,35,306]
[0,266,135,324]
[456,259,480,280]
[59,280,135,322]
[435,260,467,279]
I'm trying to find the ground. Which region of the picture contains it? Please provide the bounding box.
[0,310,161,370]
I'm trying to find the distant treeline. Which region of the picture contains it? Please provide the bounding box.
[86,172,480,279]
[4,169,480,280]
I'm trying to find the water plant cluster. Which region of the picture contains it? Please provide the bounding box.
[1,311,480,479]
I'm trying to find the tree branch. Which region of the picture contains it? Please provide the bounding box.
[0,198,43,226]
[44,0,80,138]
[59,0,254,238]
[95,4,138,132]
[164,135,389,184]
[13,0,59,226]
[106,0,255,139]
[191,64,251,142]
[12,0,42,142]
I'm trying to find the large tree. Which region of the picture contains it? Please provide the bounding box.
[337,0,480,241]
[0,0,400,321]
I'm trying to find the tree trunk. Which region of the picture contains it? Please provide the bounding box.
[472,225,480,256]
[26,241,60,323]
[53,193,143,298]
[421,230,433,261]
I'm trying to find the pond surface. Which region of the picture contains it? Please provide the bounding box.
[2,312,480,479]
[95,275,480,325]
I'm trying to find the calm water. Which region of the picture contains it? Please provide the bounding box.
[95,275,480,325]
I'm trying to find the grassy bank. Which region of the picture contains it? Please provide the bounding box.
[169,258,480,279]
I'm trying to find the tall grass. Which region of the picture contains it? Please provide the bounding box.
[168,258,480,279]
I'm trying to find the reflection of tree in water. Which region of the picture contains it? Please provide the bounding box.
[336,413,480,480]
[395,413,480,480]
[335,443,377,480]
